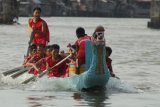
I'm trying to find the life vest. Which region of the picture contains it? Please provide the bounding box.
[28,18,50,45]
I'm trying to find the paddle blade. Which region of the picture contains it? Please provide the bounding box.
[38,70,48,78]
[11,68,29,79]
[115,76,120,79]
[2,66,24,76]
[21,75,36,84]
[22,69,48,84]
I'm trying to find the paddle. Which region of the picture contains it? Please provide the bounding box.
[11,67,31,79]
[115,75,120,79]
[26,31,34,56]
[22,54,72,84]
[2,66,24,76]
[11,57,45,79]
[39,54,72,78]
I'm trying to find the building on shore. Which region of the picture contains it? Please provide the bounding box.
[17,0,152,17]
[0,0,2,22]
[19,0,72,17]
[0,0,153,24]
[124,0,151,18]
[148,0,160,29]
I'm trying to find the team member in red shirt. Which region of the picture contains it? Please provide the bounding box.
[23,44,37,66]
[74,27,91,69]
[45,44,69,77]
[26,44,46,75]
[28,7,50,46]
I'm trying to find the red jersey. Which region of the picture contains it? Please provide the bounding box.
[45,56,69,77]
[28,54,45,75]
[75,35,91,66]
[28,18,50,46]
[31,54,43,63]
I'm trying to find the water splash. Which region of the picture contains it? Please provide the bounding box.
[0,72,34,90]
[0,72,143,94]
[0,71,141,94]
[107,77,143,93]
[27,76,78,92]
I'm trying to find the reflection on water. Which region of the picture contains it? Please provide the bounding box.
[27,90,109,107]
[72,90,110,107]
[27,95,55,107]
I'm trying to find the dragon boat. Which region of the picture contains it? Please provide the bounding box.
[2,32,110,91]
[68,35,110,91]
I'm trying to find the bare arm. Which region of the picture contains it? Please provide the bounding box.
[109,64,115,77]
[25,57,36,67]
[26,58,45,72]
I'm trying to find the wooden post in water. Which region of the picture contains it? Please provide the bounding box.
[148,0,160,29]
[1,0,18,24]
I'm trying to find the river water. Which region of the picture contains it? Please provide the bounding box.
[0,17,160,107]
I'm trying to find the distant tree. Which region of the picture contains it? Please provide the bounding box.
[2,0,18,24]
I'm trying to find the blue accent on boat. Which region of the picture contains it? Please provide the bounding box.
[85,41,92,71]
[76,43,110,90]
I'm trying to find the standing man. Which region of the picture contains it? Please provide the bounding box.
[28,7,50,46]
